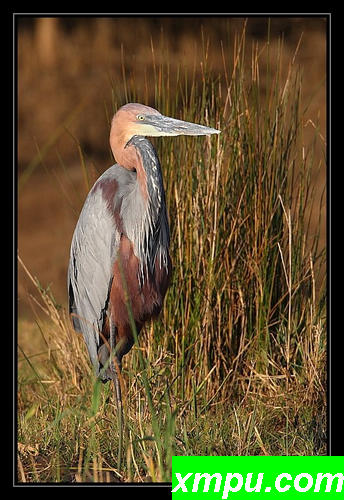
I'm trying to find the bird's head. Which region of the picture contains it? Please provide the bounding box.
[110,102,220,156]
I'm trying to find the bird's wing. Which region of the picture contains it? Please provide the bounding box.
[67,167,122,375]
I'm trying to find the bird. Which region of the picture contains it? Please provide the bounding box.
[67,103,220,413]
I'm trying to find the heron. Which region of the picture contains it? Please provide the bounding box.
[67,103,220,451]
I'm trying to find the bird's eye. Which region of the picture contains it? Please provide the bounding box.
[137,114,145,121]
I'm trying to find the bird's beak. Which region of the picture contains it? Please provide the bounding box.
[142,114,221,137]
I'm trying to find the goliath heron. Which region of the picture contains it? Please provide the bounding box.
[68,102,220,419]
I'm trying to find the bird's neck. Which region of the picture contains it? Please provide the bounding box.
[112,135,162,205]
[125,136,165,215]
[125,136,170,282]
[111,130,138,170]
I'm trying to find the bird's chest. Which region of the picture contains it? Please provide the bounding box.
[110,234,171,326]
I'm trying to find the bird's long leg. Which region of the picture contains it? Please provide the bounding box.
[109,318,123,471]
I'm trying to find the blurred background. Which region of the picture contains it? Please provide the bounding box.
[17,16,326,319]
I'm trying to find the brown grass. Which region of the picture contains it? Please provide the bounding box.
[18,17,326,318]
[17,16,327,482]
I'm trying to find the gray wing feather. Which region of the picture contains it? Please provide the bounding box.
[68,167,122,375]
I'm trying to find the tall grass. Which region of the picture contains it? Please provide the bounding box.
[18,26,326,482]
